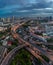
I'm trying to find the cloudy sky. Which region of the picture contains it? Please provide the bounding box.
[0,0,53,17]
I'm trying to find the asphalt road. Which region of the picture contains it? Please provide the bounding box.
[1,44,26,65]
[11,22,51,65]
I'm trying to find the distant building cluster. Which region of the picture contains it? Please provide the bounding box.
[41,21,53,36]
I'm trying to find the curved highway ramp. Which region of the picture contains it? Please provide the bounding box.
[1,44,26,65]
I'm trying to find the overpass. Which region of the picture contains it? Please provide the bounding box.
[1,44,49,65]
[12,22,53,62]
[11,22,52,65]
[26,47,49,65]
[1,44,27,65]
[12,33,50,65]
[13,32,53,64]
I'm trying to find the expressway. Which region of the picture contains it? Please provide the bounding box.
[11,22,53,65]
[11,35,49,65]
[1,20,53,65]
[14,31,53,65]
[1,44,27,65]
[1,43,48,65]
[12,22,53,62]
[26,47,49,65]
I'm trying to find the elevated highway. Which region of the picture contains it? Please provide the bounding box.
[11,24,49,65]
[1,44,27,65]
[11,22,53,65]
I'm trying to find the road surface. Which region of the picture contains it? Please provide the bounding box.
[1,44,27,65]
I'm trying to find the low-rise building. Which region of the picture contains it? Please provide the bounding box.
[0,27,7,31]
[41,21,53,36]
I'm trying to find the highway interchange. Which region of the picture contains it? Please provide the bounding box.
[1,44,27,65]
[1,21,53,65]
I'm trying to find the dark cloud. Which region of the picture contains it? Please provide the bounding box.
[0,0,53,17]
